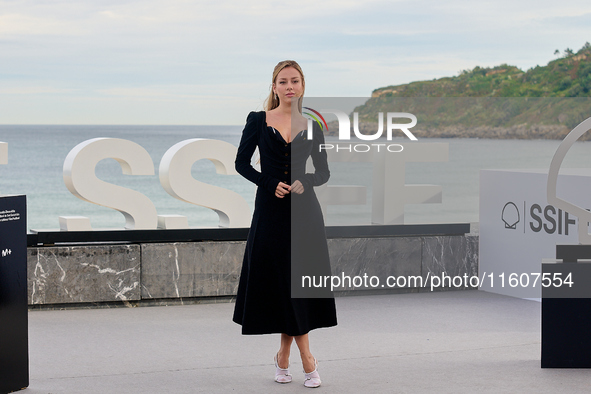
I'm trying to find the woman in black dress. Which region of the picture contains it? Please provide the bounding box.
[232,60,337,388]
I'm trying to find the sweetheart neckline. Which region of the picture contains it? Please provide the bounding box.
[267,126,306,145]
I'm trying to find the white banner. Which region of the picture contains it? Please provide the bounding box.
[479,169,591,298]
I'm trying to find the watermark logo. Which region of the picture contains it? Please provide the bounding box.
[303,107,328,132]
[2,248,11,257]
[303,108,418,153]
[305,109,417,141]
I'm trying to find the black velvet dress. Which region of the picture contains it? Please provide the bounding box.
[232,111,338,336]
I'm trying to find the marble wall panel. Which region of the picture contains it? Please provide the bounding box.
[26,235,479,306]
[141,241,245,299]
[328,237,422,291]
[27,245,140,304]
[421,235,479,289]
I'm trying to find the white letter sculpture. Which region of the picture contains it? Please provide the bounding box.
[313,148,369,220]
[0,142,7,165]
[159,139,251,228]
[63,138,158,230]
[372,143,448,224]
[315,143,448,225]
[547,117,591,244]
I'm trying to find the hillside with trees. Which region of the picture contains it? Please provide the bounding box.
[350,43,591,139]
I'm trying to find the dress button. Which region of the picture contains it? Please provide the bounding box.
[285,164,288,167]
[284,171,288,174]
[284,144,288,147]
[285,153,288,156]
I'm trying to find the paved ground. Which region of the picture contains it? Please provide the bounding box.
[24,290,591,393]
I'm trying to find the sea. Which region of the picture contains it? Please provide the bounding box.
[0,125,589,232]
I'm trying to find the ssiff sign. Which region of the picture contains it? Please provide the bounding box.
[479,169,591,299]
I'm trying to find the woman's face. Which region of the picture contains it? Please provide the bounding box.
[273,66,304,105]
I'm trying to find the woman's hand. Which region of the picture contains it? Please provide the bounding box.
[291,180,304,194]
[275,182,291,198]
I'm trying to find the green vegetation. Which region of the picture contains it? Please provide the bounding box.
[351,43,591,139]
[372,42,591,99]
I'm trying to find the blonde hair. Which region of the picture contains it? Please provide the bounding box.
[264,60,305,112]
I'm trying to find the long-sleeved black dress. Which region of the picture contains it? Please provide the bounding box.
[232,111,337,336]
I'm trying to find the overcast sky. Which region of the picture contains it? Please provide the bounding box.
[1,0,590,125]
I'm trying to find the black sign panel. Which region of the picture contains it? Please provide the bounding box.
[0,195,29,393]
[542,250,591,368]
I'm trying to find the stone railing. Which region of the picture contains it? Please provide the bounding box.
[27,225,478,308]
